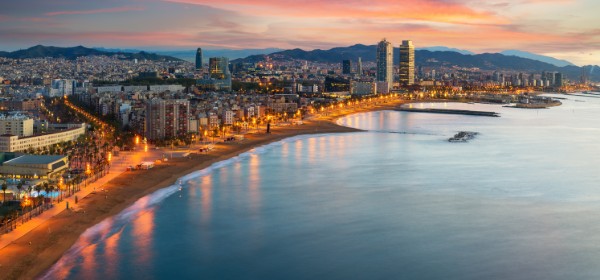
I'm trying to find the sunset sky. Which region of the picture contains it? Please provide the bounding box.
[1,0,599,65]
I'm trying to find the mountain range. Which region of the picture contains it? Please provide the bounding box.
[0,45,181,61]
[94,47,283,63]
[418,46,475,55]
[233,44,599,81]
[499,50,575,67]
[2,44,597,81]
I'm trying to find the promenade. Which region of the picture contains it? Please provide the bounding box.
[0,147,162,250]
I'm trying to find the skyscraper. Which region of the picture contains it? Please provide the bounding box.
[399,40,415,86]
[555,72,563,87]
[342,60,352,74]
[195,48,203,70]
[376,39,393,89]
[209,57,230,79]
[203,57,232,91]
[357,57,363,76]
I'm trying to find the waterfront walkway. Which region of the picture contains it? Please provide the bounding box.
[0,148,162,250]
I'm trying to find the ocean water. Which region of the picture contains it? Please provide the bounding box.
[44,94,600,280]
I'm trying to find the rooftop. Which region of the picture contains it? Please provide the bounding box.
[3,155,66,165]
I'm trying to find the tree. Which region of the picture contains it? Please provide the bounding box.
[1,182,7,203]
[16,181,23,201]
[34,184,43,206]
[43,183,51,202]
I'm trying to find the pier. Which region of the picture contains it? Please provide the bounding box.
[396,107,500,117]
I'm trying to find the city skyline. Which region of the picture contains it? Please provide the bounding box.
[0,0,598,66]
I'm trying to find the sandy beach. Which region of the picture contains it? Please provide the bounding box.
[0,99,407,280]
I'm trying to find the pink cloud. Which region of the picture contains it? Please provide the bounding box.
[45,6,145,16]
[165,0,507,25]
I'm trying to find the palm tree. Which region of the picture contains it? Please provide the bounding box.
[44,183,53,202]
[1,182,7,203]
[34,184,43,206]
[16,181,23,201]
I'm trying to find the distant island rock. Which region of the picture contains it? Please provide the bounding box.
[449,131,478,142]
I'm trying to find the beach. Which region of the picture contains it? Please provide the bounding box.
[0,98,408,280]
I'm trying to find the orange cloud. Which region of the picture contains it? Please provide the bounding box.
[165,0,507,25]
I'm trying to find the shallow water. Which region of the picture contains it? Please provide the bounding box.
[44,94,600,280]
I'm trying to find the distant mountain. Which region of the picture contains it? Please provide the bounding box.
[500,50,575,67]
[94,47,283,62]
[0,45,181,61]
[233,44,600,81]
[418,46,475,55]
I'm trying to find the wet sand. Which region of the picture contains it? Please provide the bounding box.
[0,99,407,280]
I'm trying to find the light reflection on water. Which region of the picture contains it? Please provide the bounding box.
[46,94,600,280]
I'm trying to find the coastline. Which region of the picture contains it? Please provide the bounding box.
[0,98,408,280]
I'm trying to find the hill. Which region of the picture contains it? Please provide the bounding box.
[233,44,599,81]
[418,46,475,55]
[500,50,575,67]
[94,47,283,62]
[0,45,182,61]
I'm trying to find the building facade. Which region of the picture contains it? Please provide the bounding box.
[0,124,86,152]
[342,60,352,74]
[399,40,415,86]
[0,114,34,137]
[0,154,68,179]
[195,48,203,70]
[357,57,363,76]
[145,99,190,140]
[376,39,394,91]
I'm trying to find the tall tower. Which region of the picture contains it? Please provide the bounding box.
[342,60,352,74]
[357,57,363,76]
[399,40,415,86]
[376,39,393,89]
[195,48,203,70]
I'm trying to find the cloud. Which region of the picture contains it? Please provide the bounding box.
[45,6,145,16]
[164,0,507,25]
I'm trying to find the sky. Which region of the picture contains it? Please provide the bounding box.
[0,0,599,65]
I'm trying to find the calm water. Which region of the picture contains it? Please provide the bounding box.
[45,94,600,280]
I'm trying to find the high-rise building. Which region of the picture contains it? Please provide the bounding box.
[49,79,75,97]
[195,48,203,70]
[399,40,415,86]
[145,99,190,141]
[357,57,363,76]
[555,72,564,87]
[376,39,394,90]
[201,57,232,91]
[342,60,352,74]
[209,57,230,79]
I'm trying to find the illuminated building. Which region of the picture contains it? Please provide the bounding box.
[399,40,415,86]
[376,39,394,91]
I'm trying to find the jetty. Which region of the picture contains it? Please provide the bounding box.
[396,107,499,117]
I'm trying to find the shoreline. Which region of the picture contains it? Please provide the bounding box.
[0,98,409,280]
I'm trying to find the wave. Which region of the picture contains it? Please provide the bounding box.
[41,133,335,279]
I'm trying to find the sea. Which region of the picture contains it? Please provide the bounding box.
[43,94,600,280]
